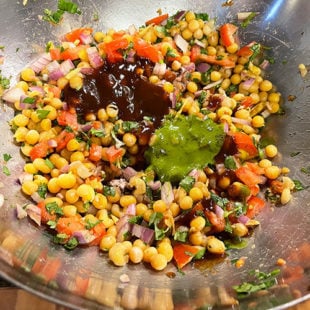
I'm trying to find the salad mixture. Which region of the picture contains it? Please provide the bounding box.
[2,10,296,271]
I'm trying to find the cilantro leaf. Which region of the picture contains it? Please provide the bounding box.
[179,176,195,193]
[36,109,50,120]
[122,121,139,132]
[293,179,308,191]
[22,97,36,104]
[224,156,236,169]
[58,0,81,14]
[85,219,99,230]
[149,212,169,240]
[210,192,229,208]
[103,185,116,197]
[64,237,79,250]
[300,166,310,176]
[174,230,188,242]
[249,43,261,62]
[2,166,10,176]
[3,153,12,162]
[45,158,54,169]
[37,183,48,198]
[45,202,64,216]
[89,128,105,137]
[0,71,10,90]
[233,269,280,298]
[240,12,257,28]
[195,13,209,21]
[47,220,57,229]
[128,215,143,224]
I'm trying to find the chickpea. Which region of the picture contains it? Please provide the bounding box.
[108,243,129,266]
[205,236,226,255]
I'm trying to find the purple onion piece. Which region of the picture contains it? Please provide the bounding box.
[16,204,27,219]
[126,203,136,216]
[196,62,211,73]
[238,215,250,225]
[122,167,137,181]
[215,205,224,219]
[174,10,186,22]
[131,224,155,244]
[148,180,161,191]
[73,230,96,245]
[2,87,25,104]
[26,204,41,226]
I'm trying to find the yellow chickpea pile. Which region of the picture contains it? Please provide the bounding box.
[6,10,296,271]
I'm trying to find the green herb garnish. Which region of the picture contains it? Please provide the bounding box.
[2,166,10,176]
[45,201,64,216]
[293,179,307,191]
[240,12,257,28]
[37,183,48,199]
[36,109,50,120]
[179,176,195,193]
[149,212,169,240]
[122,121,139,132]
[224,156,237,170]
[3,153,12,162]
[64,237,79,250]
[103,185,116,197]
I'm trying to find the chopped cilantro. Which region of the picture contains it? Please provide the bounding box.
[45,158,54,169]
[232,269,280,298]
[224,156,236,170]
[293,179,307,191]
[43,0,81,24]
[194,247,206,259]
[197,90,207,107]
[22,97,36,104]
[128,215,143,224]
[174,230,188,242]
[225,238,248,250]
[195,13,209,21]
[0,71,10,90]
[53,233,68,244]
[3,153,12,162]
[36,109,50,120]
[300,166,310,175]
[103,185,116,197]
[226,84,238,96]
[122,121,139,132]
[2,166,10,176]
[240,12,257,28]
[166,47,178,58]
[47,220,57,229]
[37,183,48,199]
[149,212,169,240]
[249,43,261,62]
[179,176,195,193]
[64,237,79,250]
[290,151,301,157]
[85,219,99,230]
[89,128,105,137]
[45,201,64,216]
[210,192,229,208]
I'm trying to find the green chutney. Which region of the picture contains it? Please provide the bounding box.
[145,114,225,183]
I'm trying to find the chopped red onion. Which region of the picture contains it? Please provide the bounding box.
[116,215,132,241]
[153,62,167,76]
[122,167,137,181]
[31,192,44,203]
[231,117,251,126]
[73,230,96,245]
[189,169,199,181]
[260,59,270,70]
[87,46,104,68]
[241,78,255,91]
[169,91,177,108]
[47,139,58,148]
[194,39,206,48]
[161,181,174,205]
[49,68,64,81]
[16,204,27,219]
[203,79,223,90]
[215,205,224,219]
[79,32,93,45]
[2,87,25,104]
[125,49,136,63]
[46,60,61,73]
[60,59,75,75]
[29,85,45,96]
[174,10,186,22]
[80,67,94,75]
[126,203,136,216]
[131,224,154,244]
[109,178,128,191]
[26,204,41,226]
[238,215,250,224]
[30,53,52,73]
[183,62,195,72]
[174,34,189,54]
[148,180,161,191]
[81,123,93,132]
[216,163,225,175]
[196,62,211,73]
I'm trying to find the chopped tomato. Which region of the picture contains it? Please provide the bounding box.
[99,37,129,63]
[246,162,265,175]
[235,166,266,188]
[60,45,87,61]
[65,27,93,43]
[55,130,75,152]
[89,222,106,246]
[190,45,235,68]
[49,48,61,61]
[57,110,79,130]
[220,23,238,47]
[56,216,85,237]
[270,180,284,194]
[112,30,127,40]
[105,145,124,163]
[204,210,226,233]
[31,249,48,274]
[133,37,162,63]
[89,144,103,162]
[37,201,56,224]
[231,131,258,157]
[29,140,50,161]
[241,96,254,108]
[237,41,256,57]
[47,85,61,98]
[145,13,169,26]
[246,196,266,218]
[92,120,101,129]
[173,244,200,269]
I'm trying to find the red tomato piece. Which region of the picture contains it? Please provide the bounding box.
[89,144,103,162]
[231,132,258,157]
[220,23,238,47]
[145,13,169,26]
[246,196,266,218]
[29,140,50,161]
[105,145,124,163]
[173,244,200,269]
